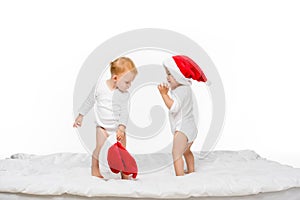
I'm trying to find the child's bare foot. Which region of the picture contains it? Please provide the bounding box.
[91,167,104,178]
[121,172,129,180]
[92,173,104,178]
[184,169,194,174]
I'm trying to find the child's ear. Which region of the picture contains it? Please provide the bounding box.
[112,75,118,81]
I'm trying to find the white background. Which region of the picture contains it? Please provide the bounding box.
[0,1,299,167]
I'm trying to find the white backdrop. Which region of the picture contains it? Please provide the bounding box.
[0,1,299,167]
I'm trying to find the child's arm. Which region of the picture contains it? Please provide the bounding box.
[78,85,96,116]
[158,83,174,110]
[116,91,130,141]
[73,85,96,128]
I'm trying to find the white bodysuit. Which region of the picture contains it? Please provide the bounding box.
[78,79,129,135]
[169,85,198,143]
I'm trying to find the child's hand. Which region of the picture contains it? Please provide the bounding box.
[73,114,83,128]
[116,125,125,141]
[116,129,125,141]
[158,83,169,95]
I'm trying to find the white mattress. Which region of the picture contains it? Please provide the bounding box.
[1,150,300,199]
[1,188,300,200]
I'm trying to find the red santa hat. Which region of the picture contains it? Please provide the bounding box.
[163,55,207,85]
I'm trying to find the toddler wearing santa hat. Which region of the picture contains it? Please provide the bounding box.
[157,55,207,176]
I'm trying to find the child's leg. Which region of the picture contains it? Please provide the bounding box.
[92,126,108,178]
[172,131,188,176]
[119,133,129,180]
[183,142,194,174]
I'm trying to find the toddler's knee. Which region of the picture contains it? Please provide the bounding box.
[93,148,100,155]
[183,149,192,157]
[172,148,182,158]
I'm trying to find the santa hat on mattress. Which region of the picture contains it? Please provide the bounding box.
[107,142,138,179]
[163,55,208,85]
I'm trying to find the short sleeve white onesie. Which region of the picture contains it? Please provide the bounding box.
[169,85,198,143]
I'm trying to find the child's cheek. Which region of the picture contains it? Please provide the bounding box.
[118,83,127,91]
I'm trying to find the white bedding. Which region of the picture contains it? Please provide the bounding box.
[0,150,300,198]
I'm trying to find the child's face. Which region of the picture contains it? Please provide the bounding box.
[116,70,136,92]
[165,67,180,90]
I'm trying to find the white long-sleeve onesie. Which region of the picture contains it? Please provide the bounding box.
[169,85,198,143]
[78,79,129,134]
